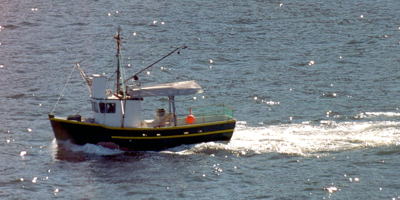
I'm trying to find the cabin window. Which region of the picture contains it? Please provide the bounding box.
[92,102,99,113]
[106,103,116,113]
[99,103,106,113]
[99,102,116,113]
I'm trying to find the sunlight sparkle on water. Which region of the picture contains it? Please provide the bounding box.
[263,100,280,105]
[20,151,27,157]
[32,177,38,183]
[54,188,59,195]
[349,177,360,182]
[324,186,338,193]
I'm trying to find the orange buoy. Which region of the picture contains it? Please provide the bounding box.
[186,114,196,124]
[185,108,196,124]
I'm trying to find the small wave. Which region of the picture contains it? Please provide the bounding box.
[2,24,19,30]
[6,93,25,99]
[55,141,123,156]
[74,143,124,155]
[355,112,400,119]
[69,143,123,156]
[19,21,39,27]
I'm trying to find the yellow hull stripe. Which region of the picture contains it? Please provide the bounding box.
[111,129,234,140]
[50,116,235,131]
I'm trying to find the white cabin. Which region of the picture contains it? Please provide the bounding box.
[90,74,202,128]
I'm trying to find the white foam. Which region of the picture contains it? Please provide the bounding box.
[168,119,400,156]
[72,144,123,156]
[70,143,123,155]
[52,140,123,156]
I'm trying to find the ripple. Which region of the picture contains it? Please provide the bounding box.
[6,94,25,99]
[21,21,40,27]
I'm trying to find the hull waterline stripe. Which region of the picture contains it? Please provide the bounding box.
[50,117,235,131]
[111,129,234,140]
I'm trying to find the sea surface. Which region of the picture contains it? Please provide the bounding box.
[1,0,400,199]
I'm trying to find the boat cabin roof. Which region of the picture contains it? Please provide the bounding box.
[127,80,203,97]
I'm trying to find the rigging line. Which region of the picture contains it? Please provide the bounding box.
[50,64,77,114]
[124,45,187,84]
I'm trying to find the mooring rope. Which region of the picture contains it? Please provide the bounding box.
[50,64,77,114]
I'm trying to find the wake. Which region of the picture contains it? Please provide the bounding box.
[168,115,400,156]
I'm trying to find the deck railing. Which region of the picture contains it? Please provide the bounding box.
[176,104,234,126]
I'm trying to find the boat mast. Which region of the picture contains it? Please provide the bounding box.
[114,28,122,95]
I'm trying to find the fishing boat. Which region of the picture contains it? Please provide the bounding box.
[48,29,236,151]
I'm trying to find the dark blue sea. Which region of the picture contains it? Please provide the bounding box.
[1,0,400,199]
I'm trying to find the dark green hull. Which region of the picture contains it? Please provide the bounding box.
[49,115,236,151]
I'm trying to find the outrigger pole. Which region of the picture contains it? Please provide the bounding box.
[124,45,187,84]
[76,63,92,94]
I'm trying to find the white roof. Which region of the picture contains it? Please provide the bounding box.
[127,80,203,97]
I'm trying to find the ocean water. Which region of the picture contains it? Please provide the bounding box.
[1,0,400,199]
